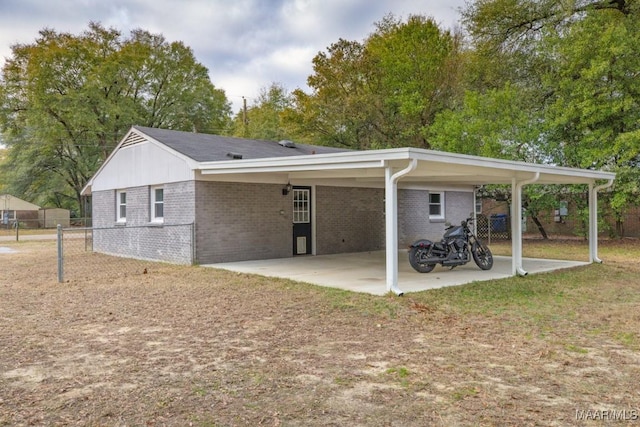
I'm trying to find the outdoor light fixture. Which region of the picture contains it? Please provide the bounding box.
[282,182,292,196]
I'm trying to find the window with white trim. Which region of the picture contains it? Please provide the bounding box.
[151,187,164,222]
[429,192,445,220]
[116,190,127,222]
[293,189,310,223]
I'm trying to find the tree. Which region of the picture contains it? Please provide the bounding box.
[365,14,465,148]
[429,85,544,161]
[453,0,640,237]
[288,38,376,148]
[540,5,640,236]
[0,146,6,193]
[286,15,464,150]
[230,82,296,141]
[0,22,231,214]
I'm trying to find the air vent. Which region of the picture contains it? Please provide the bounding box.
[120,131,147,148]
[226,152,243,159]
[278,140,296,148]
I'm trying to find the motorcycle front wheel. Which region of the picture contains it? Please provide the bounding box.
[472,241,494,270]
[409,247,436,273]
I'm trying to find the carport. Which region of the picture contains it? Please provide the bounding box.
[198,147,615,295]
[209,252,589,296]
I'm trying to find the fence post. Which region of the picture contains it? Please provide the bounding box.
[191,222,196,265]
[57,224,63,283]
[15,220,19,241]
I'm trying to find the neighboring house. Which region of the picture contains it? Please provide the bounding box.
[82,126,615,295]
[0,194,40,226]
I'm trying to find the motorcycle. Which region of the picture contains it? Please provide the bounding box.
[408,217,493,273]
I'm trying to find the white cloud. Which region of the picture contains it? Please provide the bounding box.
[0,0,465,113]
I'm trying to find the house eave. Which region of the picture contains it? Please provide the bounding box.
[197,147,616,186]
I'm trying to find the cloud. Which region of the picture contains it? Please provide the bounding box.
[0,0,465,112]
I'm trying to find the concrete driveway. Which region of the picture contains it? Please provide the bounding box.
[207,251,589,296]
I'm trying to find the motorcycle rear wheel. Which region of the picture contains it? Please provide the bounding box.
[472,242,493,270]
[409,247,436,273]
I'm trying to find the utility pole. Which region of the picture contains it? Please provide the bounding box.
[242,96,248,137]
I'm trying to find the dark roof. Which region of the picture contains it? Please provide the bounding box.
[133,126,350,162]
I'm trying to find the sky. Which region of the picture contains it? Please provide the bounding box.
[0,0,466,113]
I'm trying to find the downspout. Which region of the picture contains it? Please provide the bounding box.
[385,158,418,296]
[511,172,540,276]
[589,178,614,263]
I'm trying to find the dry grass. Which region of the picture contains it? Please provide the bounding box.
[1,238,639,426]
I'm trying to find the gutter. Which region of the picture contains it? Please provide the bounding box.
[385,158,418,296]
[514,172,540,276]
[590,178,615,263]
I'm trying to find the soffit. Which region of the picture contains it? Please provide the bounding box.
[197,148,615,187]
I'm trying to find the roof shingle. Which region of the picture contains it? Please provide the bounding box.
[134,126,350,162]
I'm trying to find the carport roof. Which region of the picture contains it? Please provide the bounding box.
[84,126,615,190]
[197,146,616,186]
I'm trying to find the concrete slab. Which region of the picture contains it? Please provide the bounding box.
[206,251,589,296]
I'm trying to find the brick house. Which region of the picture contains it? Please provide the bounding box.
[82,126,615,295]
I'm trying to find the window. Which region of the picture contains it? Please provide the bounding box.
[293,188,310,223]
[429,192,445,220]
[1,210,15,225]
[151,187,164,222]
[117,191,127,222]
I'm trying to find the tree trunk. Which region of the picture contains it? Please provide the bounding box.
[531,215,549,239]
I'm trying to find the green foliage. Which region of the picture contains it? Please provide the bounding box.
[0,147,6,193]
[286,14,464,150]
[542,8,640,170]
[449,0,640,236]
[0,22,231,213]
[288,38,374,148]
[365,14,464,147]
[229,82,297,141]
[429,85,544,161]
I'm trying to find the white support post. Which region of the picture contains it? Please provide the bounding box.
[588,182,596,263]
[385,167,399,295]
[511,173,540,276]
[589,179,614,263]
[385,159,418,296]
[510,178,520,276]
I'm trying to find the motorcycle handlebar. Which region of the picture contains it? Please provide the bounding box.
[461,217,478,227]
[447,217,478,228]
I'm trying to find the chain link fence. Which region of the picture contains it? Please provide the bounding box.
[57,223,195,283]
[1,218,91,241]
[0,219,51,241]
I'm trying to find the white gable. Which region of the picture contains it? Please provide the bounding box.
[0,194,40,210]
[91,139,194,192]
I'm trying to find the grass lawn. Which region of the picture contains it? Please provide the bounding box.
[1,238,639,426]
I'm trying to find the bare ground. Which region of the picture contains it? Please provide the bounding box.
[1,239,639,426]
